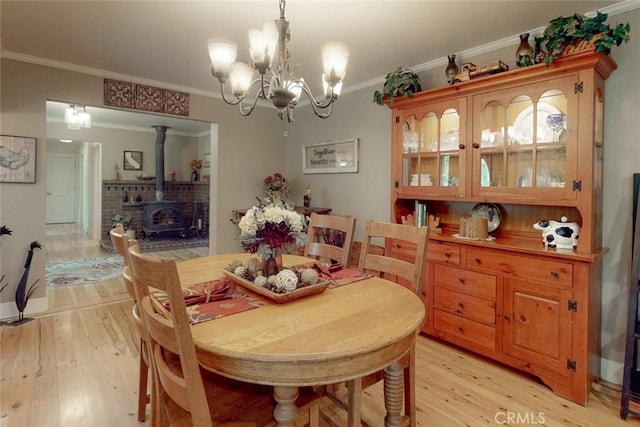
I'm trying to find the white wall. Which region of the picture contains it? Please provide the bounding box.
[284,90,391,242]
[46,121,200,181]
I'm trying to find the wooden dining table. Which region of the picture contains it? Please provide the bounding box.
[177,253,425,427]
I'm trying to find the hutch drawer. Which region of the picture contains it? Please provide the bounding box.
[433,264,496,300]
[466,248,573,287]
[433,309,496,351]
[433,286,496,325]
[427,241,461,265]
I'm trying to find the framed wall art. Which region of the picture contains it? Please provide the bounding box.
[123,150,143,170]
[0,135,37,183]
[302,138,359,174]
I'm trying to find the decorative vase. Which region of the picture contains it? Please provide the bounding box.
[191,170,198,182]
[445,54,459,84]
[515,33,534,68]
[262,249,282,277]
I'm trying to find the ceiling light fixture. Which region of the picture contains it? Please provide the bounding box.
[64,104,91,129]
[207,0,348,122]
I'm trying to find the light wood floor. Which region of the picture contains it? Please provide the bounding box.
[44,223,209,313]
[1,224,634,426]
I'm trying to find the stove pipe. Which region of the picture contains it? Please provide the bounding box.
[153,126,169,201]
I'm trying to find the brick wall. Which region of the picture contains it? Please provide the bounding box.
[102,180,210,239]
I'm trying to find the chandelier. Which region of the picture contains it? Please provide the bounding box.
[64,104,91,129]
[207,0,348,122]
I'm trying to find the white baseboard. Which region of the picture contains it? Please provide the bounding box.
[600,358,624,386]
[0,296,48,321]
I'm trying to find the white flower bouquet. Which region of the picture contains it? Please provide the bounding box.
[238,201,307,258]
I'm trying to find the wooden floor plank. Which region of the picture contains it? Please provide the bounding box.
[32,317,61,427]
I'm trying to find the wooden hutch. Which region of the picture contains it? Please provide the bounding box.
[387,51,616,405]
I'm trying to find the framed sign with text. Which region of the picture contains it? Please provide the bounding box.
[302,138,359,174]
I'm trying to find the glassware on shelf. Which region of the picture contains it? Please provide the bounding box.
[409,173,432,186]
[441,129,459,151]
[546,113,566,142]
[516,167,562,187]
[403,131,419,153]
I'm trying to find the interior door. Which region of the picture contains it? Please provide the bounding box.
[46,154,77,223]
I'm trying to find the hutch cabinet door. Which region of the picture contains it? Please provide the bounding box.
[503,278,573,377]
[471,75,579,200]
[394,98,467,198]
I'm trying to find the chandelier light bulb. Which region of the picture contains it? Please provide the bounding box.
[323,77,342,99]
[64,104,91,129]
[287,79,304,104]
[229,62,255,97]
[249,23,278,70]
[208,40,237,81]
[64,105,75,123]
[322,42,349,82]
[78,107,91,128]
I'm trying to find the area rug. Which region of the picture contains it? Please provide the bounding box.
[46,256,124,287]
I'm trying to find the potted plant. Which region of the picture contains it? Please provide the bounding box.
[112,213,134,237]
[534,11,630,66]
[373,67,422,105]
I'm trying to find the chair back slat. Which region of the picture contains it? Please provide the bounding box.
[110,224,138,301]
[348,241,384,269]
[304,213,356,266]
[358,220,429,295]
[128,244,213,427]
[109,223,127,259]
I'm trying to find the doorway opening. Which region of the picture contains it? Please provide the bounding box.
[45,100,215,312]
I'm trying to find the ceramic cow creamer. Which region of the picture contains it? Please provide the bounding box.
[533,216,580,249]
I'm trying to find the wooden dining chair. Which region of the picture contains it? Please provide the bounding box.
[349,220,429,427]
[304,212,356,266]
[109,224,150,422]
[127,244,320,427]
[347,241,384,270]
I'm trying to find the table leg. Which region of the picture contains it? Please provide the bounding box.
[273,385,299,427]
[384,361,403,427]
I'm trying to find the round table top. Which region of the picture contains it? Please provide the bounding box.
[179,253,425,387]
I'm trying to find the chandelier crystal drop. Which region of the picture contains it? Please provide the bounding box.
[207,0,348,122]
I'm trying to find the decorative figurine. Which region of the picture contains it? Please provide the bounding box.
[14,240,42,323]
[533,216,580,249]
[445,54,459,84]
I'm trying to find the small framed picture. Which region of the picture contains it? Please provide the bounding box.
[123,151,143,170]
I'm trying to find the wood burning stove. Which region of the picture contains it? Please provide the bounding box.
[143,201,186,238]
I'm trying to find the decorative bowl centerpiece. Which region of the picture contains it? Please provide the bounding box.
[224,258,329,303]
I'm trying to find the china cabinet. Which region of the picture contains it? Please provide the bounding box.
[387,52,616,405]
